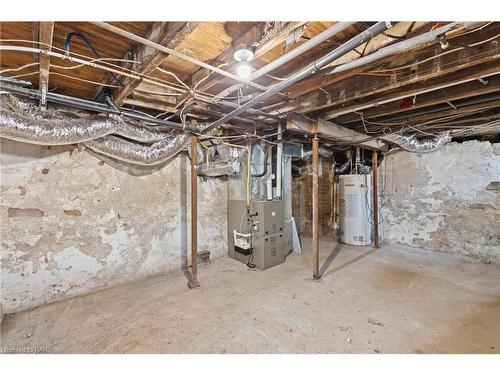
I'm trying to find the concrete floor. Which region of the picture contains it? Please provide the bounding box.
[1,237,499,354]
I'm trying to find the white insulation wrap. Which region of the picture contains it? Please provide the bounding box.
[84,134,188,166]
[385,131,451,153]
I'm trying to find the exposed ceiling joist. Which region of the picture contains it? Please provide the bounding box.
[292,40,500,116]
[176,22,306,106]
[321,62,500,120]
[339,77,500,125]
[112,22,200,105]
[286,113,383,150]
[285,22,430,98]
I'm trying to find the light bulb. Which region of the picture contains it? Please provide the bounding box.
[236,62,252,80]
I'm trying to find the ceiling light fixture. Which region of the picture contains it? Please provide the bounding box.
[233,43,255,80]
[233,43,255,63]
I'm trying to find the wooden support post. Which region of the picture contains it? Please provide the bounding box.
[188,131,200,288]
[312,129,320,280]
[372,151,380,248]
[38,22,54,110]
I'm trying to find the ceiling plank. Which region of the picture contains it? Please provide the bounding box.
[38,21,54,109]
[112,22,200,105]
[177,22,306,106]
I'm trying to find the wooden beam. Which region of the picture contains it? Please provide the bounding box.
[38,22,54,109]
[112,22,200,105]
[286,113,383,150]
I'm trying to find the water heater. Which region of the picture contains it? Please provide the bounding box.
[338,174,374,246]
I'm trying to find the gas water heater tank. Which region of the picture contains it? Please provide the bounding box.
[338,174,372,246]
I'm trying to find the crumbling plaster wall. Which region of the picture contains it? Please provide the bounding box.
[1,138,228,314]
[381,140,500,262]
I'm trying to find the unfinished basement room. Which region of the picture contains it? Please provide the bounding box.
[1,6,500,364]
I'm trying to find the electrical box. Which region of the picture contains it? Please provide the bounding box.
[228,199,285,270]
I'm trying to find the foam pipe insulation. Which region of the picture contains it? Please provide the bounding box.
[384,131,452,153]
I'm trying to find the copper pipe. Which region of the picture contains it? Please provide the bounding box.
[372,151,380,248]
[312,131,320,280]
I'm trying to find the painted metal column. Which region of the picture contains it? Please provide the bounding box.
[189,128,200,288]
[372,151,380,249]
[312,130,320,280]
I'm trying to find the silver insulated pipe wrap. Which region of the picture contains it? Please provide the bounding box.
[384,131,451,153]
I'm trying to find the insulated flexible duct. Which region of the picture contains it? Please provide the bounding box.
[0,105,172,145]
[0,99,198,166]
[302,146,333,159]
[384,131,451,153]
[334,160,350,173]
[197,157,241,177]
[0,109,119,145]
[84,134,188,165]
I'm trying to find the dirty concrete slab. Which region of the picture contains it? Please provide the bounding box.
[1,238,499,354]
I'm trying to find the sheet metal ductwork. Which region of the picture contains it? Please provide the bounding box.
[385,131,451,153]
